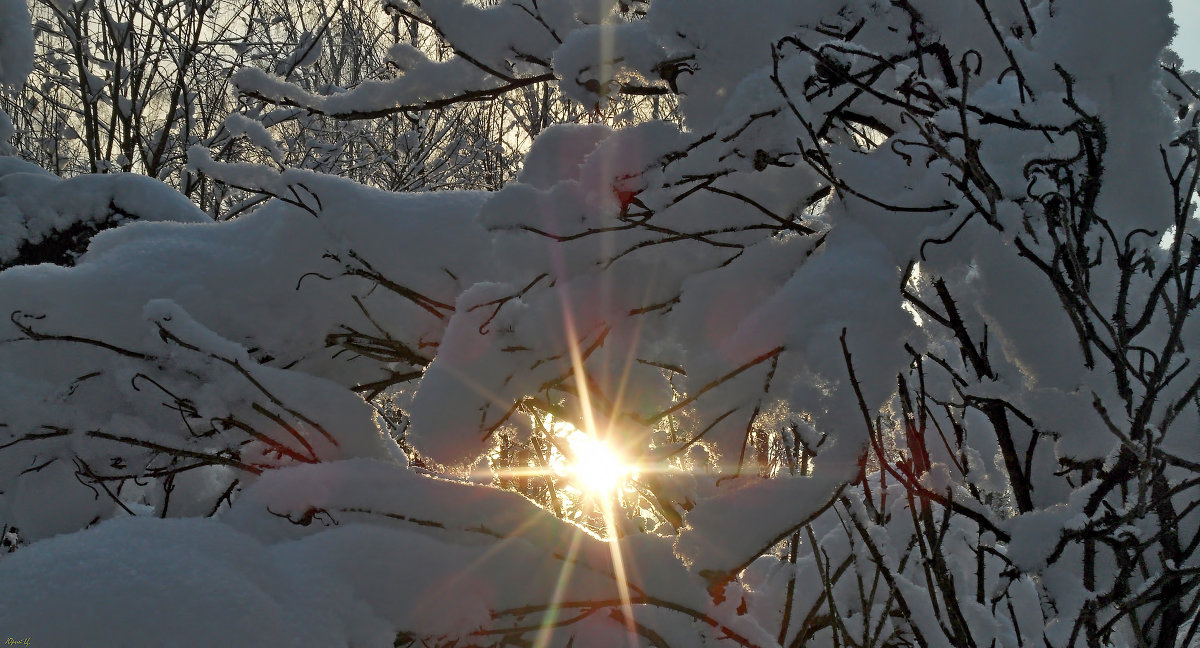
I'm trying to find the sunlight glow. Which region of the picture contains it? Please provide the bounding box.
[567,434,629,496]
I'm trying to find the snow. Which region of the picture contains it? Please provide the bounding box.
[222,113,286,164]
[0,110,13,156]
[552,21,665,105]
[516,123,614,190]
[0,517,392,647]
[0,168,209,268]
[675,471,845,580]
[0,0,32,89]
[0,459,716,645]
[2,0,1199,645]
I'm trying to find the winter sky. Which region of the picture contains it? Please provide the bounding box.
[1176,2,1200,67]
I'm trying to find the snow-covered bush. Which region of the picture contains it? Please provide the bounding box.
[1,0,670,211]
[2,1,1199,647]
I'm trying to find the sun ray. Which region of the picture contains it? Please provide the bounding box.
[532,529,585,648]
[559,295,638,645]
[598,493,638,643]
[606,251,662,440]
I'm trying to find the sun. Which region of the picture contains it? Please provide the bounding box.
[565,433,629,496]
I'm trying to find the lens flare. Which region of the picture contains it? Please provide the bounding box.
[559,283,639,646]
[569,434,627,496]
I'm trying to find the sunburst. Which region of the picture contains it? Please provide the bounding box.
[563,432,631,497]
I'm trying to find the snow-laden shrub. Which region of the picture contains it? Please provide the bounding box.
[2,1,1199,647]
